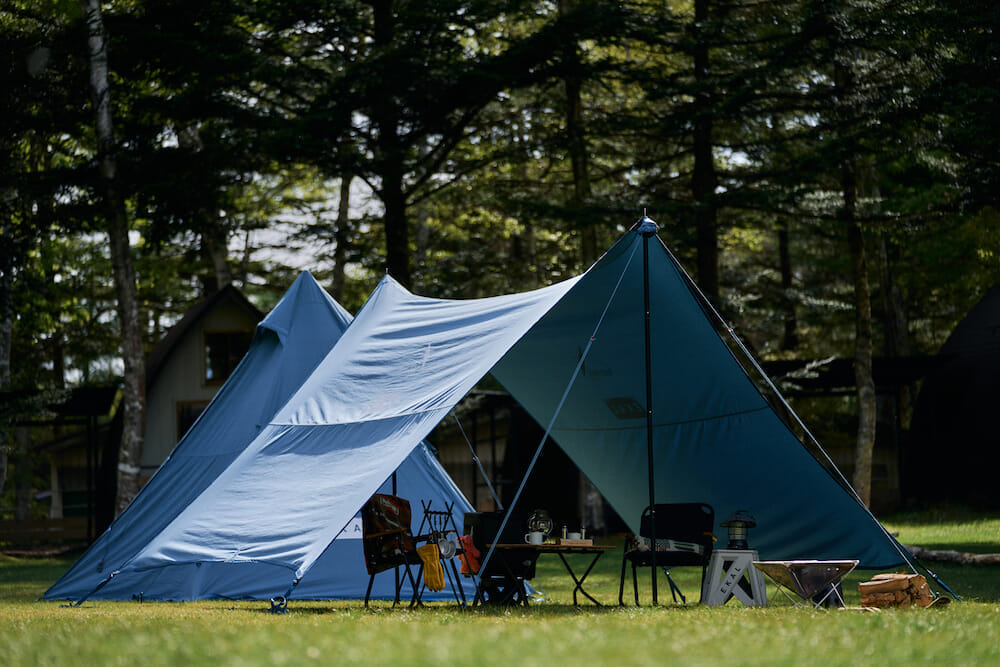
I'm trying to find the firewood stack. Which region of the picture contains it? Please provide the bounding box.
[858,573,934,608]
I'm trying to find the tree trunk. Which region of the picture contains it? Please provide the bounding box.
[48,455,64,519]
[201,229,232,294]
[13,426,32,521]
[692,0,719,302]
[177,125,231,294]
[830,39,877,506]
[841,154,876,507]
[559,0,596,266]
[515,162,539,288]
[331,175,352,302]
[413,204,431,289]
[559,0,603,527]
[0,221,11,392]
[877,234,914,429]
[778,219,799,350]
[82,0,146,515]
[524,220,538,288]
[849,219,877,506]
[52,334,66,389]
[381,170,410,287]
[372,0,410,288]
[0,215,12,496]
[567,73,596,265]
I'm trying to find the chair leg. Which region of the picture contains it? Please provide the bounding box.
[407,564,424,608]
[619,558,627,606]
[446,558,466,605]
[632,562,640,606]
[364,574,376,608]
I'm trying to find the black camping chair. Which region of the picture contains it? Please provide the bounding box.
[463,511,537,606]
[619,503,715,605]
[361,494,424,607]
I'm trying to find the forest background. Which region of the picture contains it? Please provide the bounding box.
[2,0,999,516]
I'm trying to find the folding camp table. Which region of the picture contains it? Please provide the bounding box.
[752,560,859,608]
[474,544,615,606]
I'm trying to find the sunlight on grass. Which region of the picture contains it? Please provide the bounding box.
[3,510,1000,666]
[4,598,1000,666]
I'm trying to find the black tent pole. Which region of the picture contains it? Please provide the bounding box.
[641,217,658,605]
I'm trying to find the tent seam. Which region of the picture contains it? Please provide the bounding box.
[554,405,771,431]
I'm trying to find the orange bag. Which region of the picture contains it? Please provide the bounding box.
[458,535,481,575]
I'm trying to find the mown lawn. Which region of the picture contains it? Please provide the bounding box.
[2,506,999,666]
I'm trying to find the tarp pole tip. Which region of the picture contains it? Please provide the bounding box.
[637,215,659,235]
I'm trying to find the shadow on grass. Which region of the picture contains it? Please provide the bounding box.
[244,599,708,617]
[0,560,71,586]
[914,541,1000,554]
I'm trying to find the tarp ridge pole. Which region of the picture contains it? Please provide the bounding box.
[653,234,958,597]
[640,216,658,605]
[475,241,641,598]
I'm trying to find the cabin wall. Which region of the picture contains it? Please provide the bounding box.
[142,301,258,480]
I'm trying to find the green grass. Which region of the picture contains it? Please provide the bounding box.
[3,507,1000,666]
[885,505,1000,554]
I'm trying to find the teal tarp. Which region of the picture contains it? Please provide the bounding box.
[493,230,901,567]
[52,227,905,603]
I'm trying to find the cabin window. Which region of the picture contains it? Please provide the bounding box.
[204,330,252,384]
[177,400,210,440]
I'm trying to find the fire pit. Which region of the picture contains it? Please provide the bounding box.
[753,559,859,608]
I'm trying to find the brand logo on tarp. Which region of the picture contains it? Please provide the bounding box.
[605,397,645,419]
[338,517,363,539]
[578,347,612,377]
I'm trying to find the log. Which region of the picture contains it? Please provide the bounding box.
[860,591,898,607]
[858,577,910,595]
[858,573,935,608]
[904,544,1000,566]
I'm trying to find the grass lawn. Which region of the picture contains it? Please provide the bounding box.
[2,506,999,666]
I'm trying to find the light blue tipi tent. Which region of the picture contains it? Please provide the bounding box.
[45,272,475,602]
[57,223,921,606]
